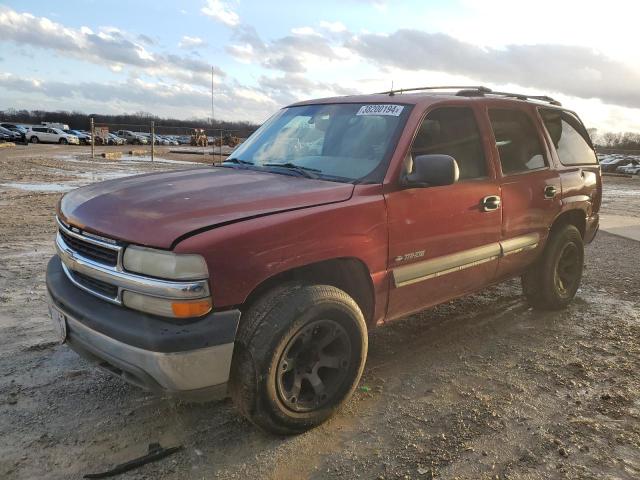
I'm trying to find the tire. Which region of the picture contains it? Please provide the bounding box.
[59,138,68,145]
[229,283,368,435]
[30,136,39,144]
[522,224,584,310]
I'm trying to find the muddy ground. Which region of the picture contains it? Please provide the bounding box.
[1,144,639,479]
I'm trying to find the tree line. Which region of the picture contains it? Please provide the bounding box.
[595,132,640,150]
[0,109,259,138]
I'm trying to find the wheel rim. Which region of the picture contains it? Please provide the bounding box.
[554,242,580,296]
[276,319,352,413]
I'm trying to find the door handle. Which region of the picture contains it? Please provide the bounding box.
[481,195,501,212]
[544,185,557,199]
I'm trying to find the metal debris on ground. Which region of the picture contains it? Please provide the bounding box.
[83,442,183,479]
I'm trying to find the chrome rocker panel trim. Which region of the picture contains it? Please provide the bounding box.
[393,233,540,287]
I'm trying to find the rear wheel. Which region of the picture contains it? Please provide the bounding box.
[229,283,368,435]
[30,136,39,143]
[522,224,584,310]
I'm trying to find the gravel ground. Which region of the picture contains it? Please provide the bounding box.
[1,145,639,479]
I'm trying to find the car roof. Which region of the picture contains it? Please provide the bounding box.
[288,86,566,111]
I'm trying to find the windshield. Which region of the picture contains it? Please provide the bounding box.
[227,103,410,182]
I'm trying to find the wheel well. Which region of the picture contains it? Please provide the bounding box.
[550,210,586,239]
[242,258,375,327]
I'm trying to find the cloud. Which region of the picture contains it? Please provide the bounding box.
[347,29,640,108]
[179,35,207,49]
[0,72,276,122]
[0,6,224,86]
[201,0,239,27]
[319,21,347,33]
[227,25,341,74]
[257,73,358,105]
[291,26,321,36]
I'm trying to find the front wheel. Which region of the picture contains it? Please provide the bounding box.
[522,224,584,310]
[30,136,39,143]
[229,284,368,435]
[59,138,68,145]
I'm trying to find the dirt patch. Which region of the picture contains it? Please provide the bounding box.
[1,146,639,479]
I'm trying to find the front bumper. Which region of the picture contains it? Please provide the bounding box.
[585,213,599,244]
[46,256,240,400]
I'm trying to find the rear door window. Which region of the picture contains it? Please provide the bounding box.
[411,107,487,180]
[488,109,546,175]
[539,109,598,165]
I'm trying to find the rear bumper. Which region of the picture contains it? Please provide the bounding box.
[46,256,240,400]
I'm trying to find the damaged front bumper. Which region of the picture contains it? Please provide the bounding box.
[46,255,240,401]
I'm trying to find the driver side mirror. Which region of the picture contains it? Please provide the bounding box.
[403,154,460,187]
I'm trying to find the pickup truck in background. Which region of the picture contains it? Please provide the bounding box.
[115,130,149,145]
[46,86,601,434]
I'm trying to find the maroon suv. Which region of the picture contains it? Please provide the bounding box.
[46,86,601,434]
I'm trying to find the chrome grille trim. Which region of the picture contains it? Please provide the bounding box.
[55,217,210,304]
[56,217,122,268]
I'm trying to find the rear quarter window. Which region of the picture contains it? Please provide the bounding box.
[539,109,598,165]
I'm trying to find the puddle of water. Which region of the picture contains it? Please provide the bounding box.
[1,182,75,192]
[120,155,200,165]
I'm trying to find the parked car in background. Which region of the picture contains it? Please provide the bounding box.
[107,133,125,145]
[0,130,11,142]
[177,135,191,145]
[159,135,179,146]
[616,161,640,174]
[601,157,638,172]
[0,123,28,144]
[115,130,148,145]
[27,126,80,144]
[0,126,23,143]
[47,86,601,434]
[137,133,169,145]
[64,129,91,145]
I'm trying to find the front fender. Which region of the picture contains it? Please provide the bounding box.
[174,185,388,310]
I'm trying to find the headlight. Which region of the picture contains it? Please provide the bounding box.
[123,245,209,280]
[122,291,212,318]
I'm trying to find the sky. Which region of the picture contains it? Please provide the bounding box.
[0,0,639,133]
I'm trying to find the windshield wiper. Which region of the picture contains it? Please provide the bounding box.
[262,162,321,179]
[222,157,254,165]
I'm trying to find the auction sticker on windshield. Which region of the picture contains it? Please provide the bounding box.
[356,104,404,116]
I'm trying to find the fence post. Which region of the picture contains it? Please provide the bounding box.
[219,129,223,161]
[90,117,95,159]
[151,121,155,162]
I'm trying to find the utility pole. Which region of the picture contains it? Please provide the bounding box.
[211,65,219,127]
[90,117,95,159]
[151,120,155,162]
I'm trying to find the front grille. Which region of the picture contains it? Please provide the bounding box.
[59,229,118,267]
[72,270,119,299]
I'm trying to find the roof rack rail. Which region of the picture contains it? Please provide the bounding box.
[376,85,491,96]
[376,85,562,106]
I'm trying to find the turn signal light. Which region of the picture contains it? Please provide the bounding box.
[171,299,213,318]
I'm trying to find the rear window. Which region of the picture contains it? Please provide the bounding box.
[539,109,598,165]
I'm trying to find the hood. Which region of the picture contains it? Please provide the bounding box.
[59,167,354,249]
